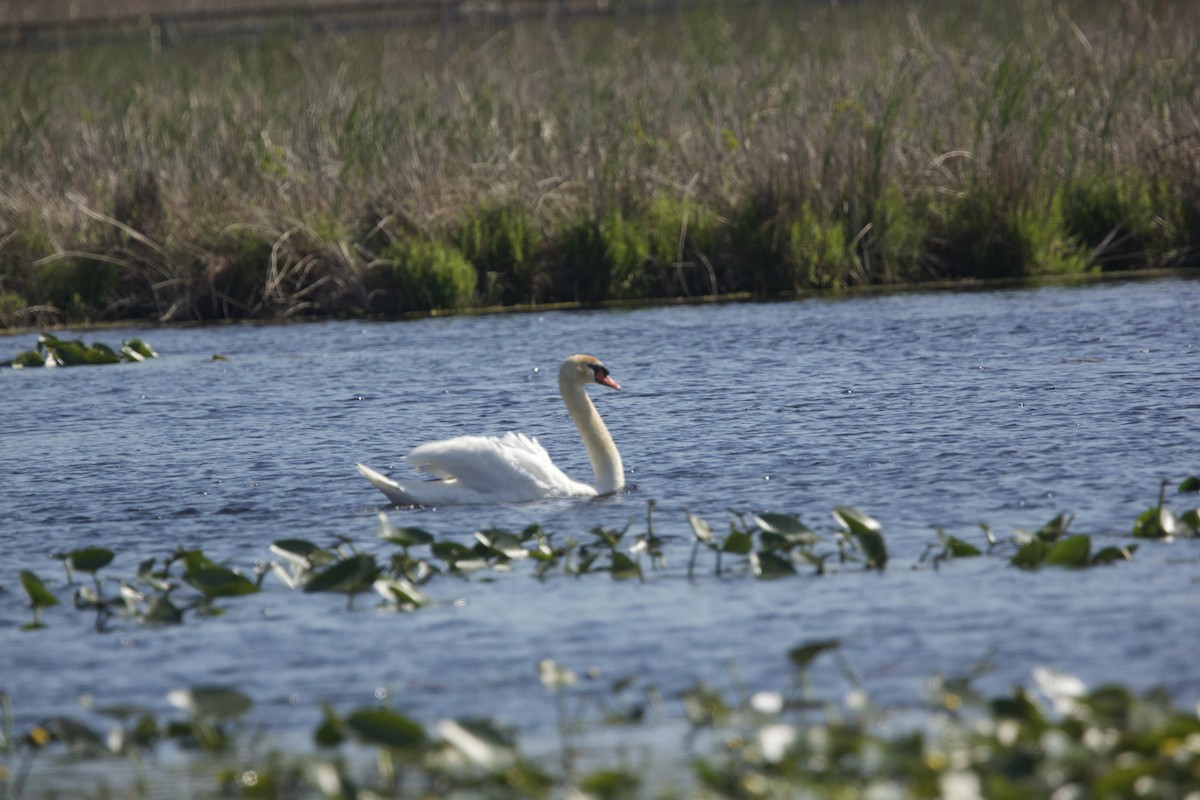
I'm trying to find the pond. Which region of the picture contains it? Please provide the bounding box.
[2,277,1198,784]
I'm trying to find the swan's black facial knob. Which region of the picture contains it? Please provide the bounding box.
[588,363,620,390]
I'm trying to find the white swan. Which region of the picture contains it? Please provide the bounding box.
[357,354,624,506]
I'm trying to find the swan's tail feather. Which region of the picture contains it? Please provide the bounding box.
[356,463,422,506]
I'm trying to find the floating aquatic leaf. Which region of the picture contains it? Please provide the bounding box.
[832,506,883,536]
[610,551,642,581]
[84,343,121,364]
[373,577,429,608]
[1032,667,1087,715]
[270,538,324,567]
[1132,505,1176,538]
[681,682,729,726]
[313,704,345,748]
[751,550,796,579]
[1011,539,1049,569]
[345,707,426,750]
[69,546,115,574]
[437,718,517,769]
[940,533,982,558]
[1090,544,1136,565]
[578,768,642,798]
[183,565,259,598]
[721,528,753,555]
[788,639,841,670]
[1078,684,1134,727]
[39,334,90,366]
[1034,512,1074,542]
[36,717,107,754]
[141,594,184,625]
[377,513,434,547]
[431,540,475,563]
[1045,534,1091,568]
[990,686,1045,726]
[168,686,252,719]
[753,512,820,546]
[474,528,528,560]
[834,508,887,568]
[10,350,44,368]
[1179,476,1200,493]
[303,554,379,594]
[21,570,60,610]
[9,334,157,367]
[537,659,576,690]
[121,338,158,360]
[687,512,714,543]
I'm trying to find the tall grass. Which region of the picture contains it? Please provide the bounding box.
[1,0,1198,325]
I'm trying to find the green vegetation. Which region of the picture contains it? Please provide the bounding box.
[2,478,1198,796]
[3,333,156,367]
[7,652,1200,799]
[11,476,1198,630]
[1,0,1198,327]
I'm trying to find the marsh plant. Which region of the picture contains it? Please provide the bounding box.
[3,334,156,367]
[2,1,1200,326]
[12,478,1199,634]
[4,641,1199,799]
[3,479,1199,797]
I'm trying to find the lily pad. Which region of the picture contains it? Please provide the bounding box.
[345,707,427,750]
[183,565,259,599]
[788,639,841,670]
[373,577,429,608]
[1045,534,1091,568]
[751,550,796,579]
[834,508,887,568]
[69,546,115,574]
[303,554,379,594]
[722,528,753,555]
[832,506,883,536]
[10,350,44,368]
[168,686,252,719]
[753,512,820,546]
[20,570,60,610]
[377,513,435,547]
[1011,539,1049,569]
[687,512,714,543]
[474,528,529,560]
[610,551,642,581]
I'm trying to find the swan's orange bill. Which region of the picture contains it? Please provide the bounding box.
[598,374,620,390]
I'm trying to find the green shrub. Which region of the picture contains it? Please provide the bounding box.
[932,186,1086,279]
[787,204,856,290]
[720,190,789,295]
[0,291,28,322]
[542,218,610,304]
[375,239,477,312]
[1015,190,1088,277]
[1064,174,1157,271]
[196,230,274,319]
[457,203,538,306]
[640,195,721,298]
[862,186,930,284]
[34,256,120,314]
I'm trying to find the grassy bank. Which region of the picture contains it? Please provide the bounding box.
[1,0,1198,327]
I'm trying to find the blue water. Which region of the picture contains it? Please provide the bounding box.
[2,277,1198,780]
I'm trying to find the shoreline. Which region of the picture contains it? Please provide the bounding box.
[3,0,1198,330]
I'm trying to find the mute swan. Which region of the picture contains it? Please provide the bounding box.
[357,354,624,506]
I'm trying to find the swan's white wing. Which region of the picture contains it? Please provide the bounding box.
[406,432,595,500]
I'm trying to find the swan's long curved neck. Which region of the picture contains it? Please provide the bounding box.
[560,376,624,495]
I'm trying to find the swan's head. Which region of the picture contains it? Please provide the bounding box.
[562,354,620,390]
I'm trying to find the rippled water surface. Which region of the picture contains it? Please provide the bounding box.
[2,278,1199,773]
